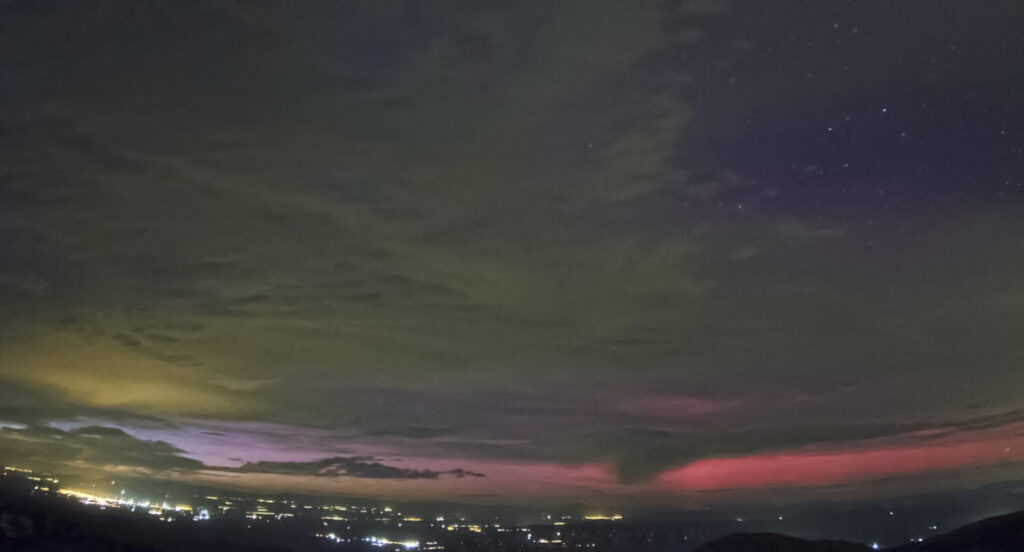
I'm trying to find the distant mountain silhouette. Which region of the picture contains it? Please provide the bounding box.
[694,532,870,552]
[696,510,1024,552]
[890,510,1024,552]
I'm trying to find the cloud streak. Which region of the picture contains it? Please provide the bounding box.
[229,457,484,480]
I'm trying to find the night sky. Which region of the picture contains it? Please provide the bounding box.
[2,0,1024,516]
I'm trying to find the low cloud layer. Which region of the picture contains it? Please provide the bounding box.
[231,457,484,480]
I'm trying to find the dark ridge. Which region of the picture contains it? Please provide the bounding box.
[694,532,871,552]
[890,509,1024,552]
[695,510,1024,552]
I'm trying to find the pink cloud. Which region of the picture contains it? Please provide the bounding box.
[656,425,1024,491]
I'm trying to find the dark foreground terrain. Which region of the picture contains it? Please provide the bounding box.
[695,533,873,552]
[888,510,1024,552]
[694,511,1024,552]
[3,474,1023,552]
[0,477,302,552]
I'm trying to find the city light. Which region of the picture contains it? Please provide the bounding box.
[583,514,623,521]
[364,536,420,549]
[6,467,966,552]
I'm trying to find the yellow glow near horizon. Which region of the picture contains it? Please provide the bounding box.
[59,489,110,506]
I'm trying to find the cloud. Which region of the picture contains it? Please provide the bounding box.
[2,0,1024,508]
[231,456,485,480]
[656,422,1024,492]
[0,423,203,475]
[0,417,485,485]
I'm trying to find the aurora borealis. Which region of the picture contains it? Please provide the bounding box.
[2,0,1024,514]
